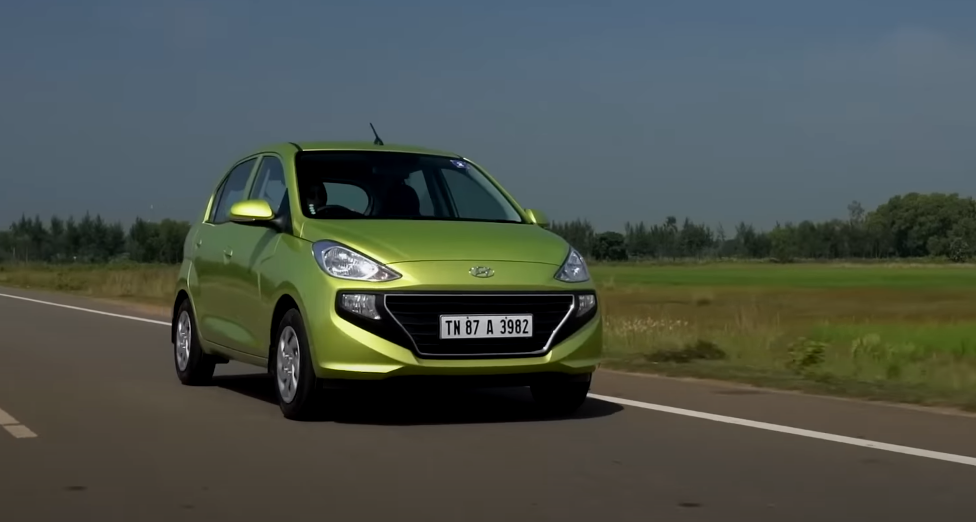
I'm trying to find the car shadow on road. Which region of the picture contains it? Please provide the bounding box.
[212,373,624,425]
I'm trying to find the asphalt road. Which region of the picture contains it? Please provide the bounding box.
[1,287,975,521]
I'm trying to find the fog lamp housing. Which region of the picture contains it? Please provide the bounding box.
[577,294,597,316]
[339,293,381,320]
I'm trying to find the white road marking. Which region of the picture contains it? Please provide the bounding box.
[0,292,169,326]
[0,407,19,426]
[3,290,976,465]
[4,424,38,439]
[0,406,37,439]
[589,393,976,467]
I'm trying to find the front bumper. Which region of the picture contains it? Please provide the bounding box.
[303,290,603,381]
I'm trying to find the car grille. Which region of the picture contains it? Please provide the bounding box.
[383,294,575,358]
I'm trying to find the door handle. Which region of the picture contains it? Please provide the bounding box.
[196,239,203,247]
[223,249,233,258]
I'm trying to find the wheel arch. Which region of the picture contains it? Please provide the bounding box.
[267,292,306,372]
[172,257,198,343]
[171,289,193,344]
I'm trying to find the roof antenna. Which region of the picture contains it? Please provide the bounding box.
[369,122,384,146]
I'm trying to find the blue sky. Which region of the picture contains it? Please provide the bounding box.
[2,0,975,231]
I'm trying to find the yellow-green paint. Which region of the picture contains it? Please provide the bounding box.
[229,199,274,222]
[175,142,602,379]
[523,208,549,228]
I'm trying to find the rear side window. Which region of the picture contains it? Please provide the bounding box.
[249,156,287,214]
[210,158,257,224]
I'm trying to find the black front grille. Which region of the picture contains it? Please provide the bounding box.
[383,294,574,358]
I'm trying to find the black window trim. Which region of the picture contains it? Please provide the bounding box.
[207,177,229,223]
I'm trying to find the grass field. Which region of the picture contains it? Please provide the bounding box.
[3,261,976,410]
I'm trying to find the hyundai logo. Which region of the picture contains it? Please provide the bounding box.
[469,266,495,278]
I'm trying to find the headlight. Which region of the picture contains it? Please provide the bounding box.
[554,247,590,283]
[312,241,401,282]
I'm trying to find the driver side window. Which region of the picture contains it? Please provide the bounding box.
[249,156,287,214]
[210,158,257,224]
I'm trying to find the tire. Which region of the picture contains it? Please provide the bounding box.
[272,308,322,420]
[530,374,592,418]
[173,299,217,386]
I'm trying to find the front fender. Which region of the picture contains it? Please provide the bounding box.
[171,258,198,343]
[259,234,322,359]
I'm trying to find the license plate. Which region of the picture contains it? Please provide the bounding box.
[439,314,533,339]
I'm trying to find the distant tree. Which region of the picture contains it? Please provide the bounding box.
[847,200,865,226]
[866,193,976,258]
[0,230,10,262]
[623,221,654,259]
[2,213,191,264]
[678,218,714,258]
[592,232,628,262]
[549,219,595,257]
[767,222,794,262]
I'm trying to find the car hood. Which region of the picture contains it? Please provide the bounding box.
[299,220,570,265]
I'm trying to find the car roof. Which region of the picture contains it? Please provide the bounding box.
[251,141,463,159]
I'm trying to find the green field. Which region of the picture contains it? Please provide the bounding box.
[3,261,976,409]
[591,263,976,289]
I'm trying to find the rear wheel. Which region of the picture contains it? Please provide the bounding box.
[273,308,323,420]
[173,299,216,386]
[530,374,592,417]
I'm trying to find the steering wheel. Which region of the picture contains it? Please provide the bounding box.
[315,204,361,218]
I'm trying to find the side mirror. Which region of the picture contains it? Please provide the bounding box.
[229,199,274,223]
[524,209,549,228]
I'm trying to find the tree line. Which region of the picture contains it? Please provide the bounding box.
[553,192,976,262]
[0,214,190,264]
[0,192,974,264]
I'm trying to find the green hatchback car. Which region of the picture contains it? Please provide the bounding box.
[171,140,602,420]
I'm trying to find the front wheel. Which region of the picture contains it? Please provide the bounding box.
[530,375,592,417]
[272,308,323,420]
[173,300,216,386]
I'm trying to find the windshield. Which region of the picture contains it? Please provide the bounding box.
[294,151,525,223]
